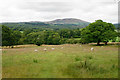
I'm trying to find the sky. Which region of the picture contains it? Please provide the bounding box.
[0,0,118,23]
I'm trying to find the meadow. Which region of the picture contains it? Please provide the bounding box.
[2,44,118,78]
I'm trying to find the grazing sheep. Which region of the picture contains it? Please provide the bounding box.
[51,48,55,50]
[0,49,1,53]
[91,47,94,51]
[44,48,47,51]
[80,45,81,47]
[34,49,38,52]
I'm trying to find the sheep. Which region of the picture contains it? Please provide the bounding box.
[51,48,55,50]
[61,47,63,49]
[34,49,38,52]
[91,47,94,55]
[91,47,94,51]
[44,48,47,51]
[0,49,1,53]
[80,45,81,47]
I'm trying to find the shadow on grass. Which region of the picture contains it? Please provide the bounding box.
[89,43,119,46]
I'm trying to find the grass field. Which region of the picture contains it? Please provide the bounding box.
[2,44,118,78]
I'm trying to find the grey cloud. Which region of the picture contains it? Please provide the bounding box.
[42,15,62,20]
[100,2,115,5]
[18,2,74,12]
[0,0,117,23]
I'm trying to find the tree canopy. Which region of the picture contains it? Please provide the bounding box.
[2,25,22,47]
[81,20,117,45]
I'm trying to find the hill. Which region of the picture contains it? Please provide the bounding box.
[46,18,89,25]
[1,18,90,31]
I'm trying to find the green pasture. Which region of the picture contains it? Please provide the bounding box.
[2,44,118,78]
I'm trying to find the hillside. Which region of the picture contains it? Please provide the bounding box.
[1,18,90,30]
[46,18,89,25]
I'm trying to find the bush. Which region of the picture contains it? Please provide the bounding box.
[33,59,38,63]
[59,38,67,44]
[66,39,81,44]
[84,55,93,60]
[35,41,42,46]
[75,56,82,62]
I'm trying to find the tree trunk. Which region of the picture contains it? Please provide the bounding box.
[11,46,14,48]
[105,42,107,45]
[97,41,100,46]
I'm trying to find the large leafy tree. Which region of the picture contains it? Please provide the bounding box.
[81,20,117,45]
[35,31,61,46]
[2,25,22,47]
[50,33,61,45]
[2,25,13,47]
[11,30,22,45]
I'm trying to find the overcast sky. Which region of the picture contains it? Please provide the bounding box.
[0,0,118,23]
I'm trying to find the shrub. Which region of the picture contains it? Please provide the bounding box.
[75,56,81,62]
[84,55,93,60]
[33,59,38,63]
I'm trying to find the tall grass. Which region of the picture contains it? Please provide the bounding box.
[62,54,118,78]
[2,44,118,78]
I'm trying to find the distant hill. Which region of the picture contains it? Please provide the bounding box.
[46,18,89,25]
[2,19,118,31]
[1,18,90,31]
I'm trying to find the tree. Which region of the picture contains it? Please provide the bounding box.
[2,25,22,48]
[81,20,117,45]
[2,25,13,47]
[101,23,117,45]
[51,33,61,45]
[11,30,22,46]
[34,32,45,46]
[58,29,73,38]
[72,29,81,38]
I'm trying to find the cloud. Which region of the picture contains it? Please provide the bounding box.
[0,0,118,23]
[17,2,74,13]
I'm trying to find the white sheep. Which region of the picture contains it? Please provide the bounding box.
[51,48,55,50]
[91,47,94,51]
[34,49,38,52]
[61,47,63,49]
[80,45,81,47]
[44,48,47,51]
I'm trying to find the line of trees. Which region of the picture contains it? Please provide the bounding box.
[1,20,119,48]
[20,28,82,46]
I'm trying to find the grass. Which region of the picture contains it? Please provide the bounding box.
[2,44,118,78]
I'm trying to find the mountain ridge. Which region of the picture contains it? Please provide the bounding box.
[1,18,90,30]
[2,18,118,30]
[45,18,89,24]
